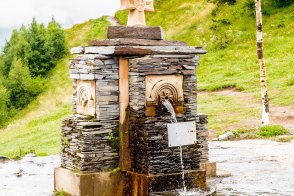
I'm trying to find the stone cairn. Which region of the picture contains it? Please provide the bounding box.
[58,26,209,195]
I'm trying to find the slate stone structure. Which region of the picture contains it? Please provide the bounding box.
[56,26,210,195]
[61,53,120,172]
[127,52,207,174]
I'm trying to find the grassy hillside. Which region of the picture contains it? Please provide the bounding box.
[0,17,111,158]
[66,16,110,48]
[0,59,72,158]
[115,0,294,132]
[144,0,294,104]
[115,0,294,104]
[1,0,294,157]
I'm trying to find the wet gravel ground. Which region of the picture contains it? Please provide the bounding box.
[210,140,294,196]
[0,154,60,196]
[0,140,293,196]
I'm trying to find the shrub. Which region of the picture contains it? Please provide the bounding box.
[7,59,43,109]
[258,125,288,137]
[2,29,27,75]
[272,0,294,7]
[208,0,236,5]
[0,81,9,127]
[243,0,256,16]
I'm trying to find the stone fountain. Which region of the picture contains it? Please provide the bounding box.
[54,1,215,195]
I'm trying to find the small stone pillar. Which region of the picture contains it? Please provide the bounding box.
[54,26,210,195]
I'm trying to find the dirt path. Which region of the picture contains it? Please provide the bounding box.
[270,106,294,132]
[106,16,120,26]
[200,88,294,134]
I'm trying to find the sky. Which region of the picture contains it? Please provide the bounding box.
[0,0,120,49]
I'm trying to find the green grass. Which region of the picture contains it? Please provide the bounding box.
[198,92,259,132]
[215,125,289,140]
[0,58,72,158]
[117,0,294,106]
[66,16,110,48]
[54,190,66,196]
[0,106,70,159]
[258,125,289,137]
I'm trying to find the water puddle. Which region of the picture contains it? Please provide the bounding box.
[152,187,216,196]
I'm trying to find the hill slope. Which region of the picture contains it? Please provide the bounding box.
[0,17,111,158]
[115,0,294,132]
[141,0,294,133]
[1,1,294,157]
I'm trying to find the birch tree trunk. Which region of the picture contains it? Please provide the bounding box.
[255,0,269,125]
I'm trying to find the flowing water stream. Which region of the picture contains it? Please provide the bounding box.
[162,100,187,193]
[162,100,177,124]
[162,100,216,195]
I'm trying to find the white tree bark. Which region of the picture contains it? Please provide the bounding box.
[255,0,269,125]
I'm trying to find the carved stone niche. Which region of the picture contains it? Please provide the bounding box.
[76,80,96,116]
[145,75,184,117]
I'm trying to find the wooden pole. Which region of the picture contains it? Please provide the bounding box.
[255,0,269,125]
[119,57,131,171]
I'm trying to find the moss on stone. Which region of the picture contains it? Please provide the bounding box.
[107,127,120,151]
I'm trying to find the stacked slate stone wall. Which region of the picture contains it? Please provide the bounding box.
[69,52,119,118]
[61,43,208,173]
[197,114,209,163]
[61,115,119,171]
[61,50,120,172]
[127,54,208,174]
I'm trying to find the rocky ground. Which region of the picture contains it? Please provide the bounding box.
[0,140,293,196]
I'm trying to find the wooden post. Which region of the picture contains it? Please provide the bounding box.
[119,57,131,171]
[255,0,269,125]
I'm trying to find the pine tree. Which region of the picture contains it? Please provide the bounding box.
[46,18,68,60]
[2,29,27,75]
[7,59,41,109]
[23,18,51,76]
